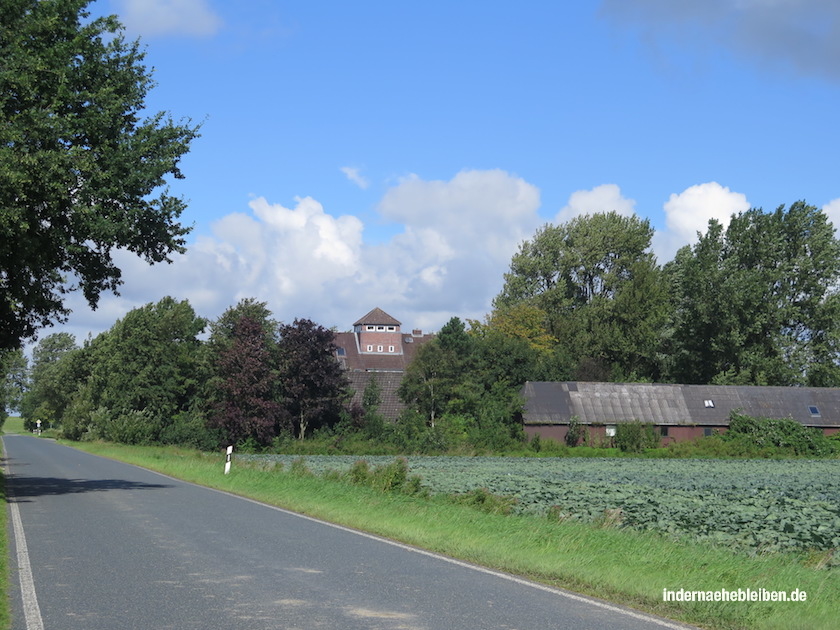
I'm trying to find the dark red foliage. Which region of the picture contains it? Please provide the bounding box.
[209,316,287,446]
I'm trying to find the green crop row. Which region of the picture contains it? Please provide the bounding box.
[242,454,840,558]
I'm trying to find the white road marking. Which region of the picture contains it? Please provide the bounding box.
[5,456,45,630]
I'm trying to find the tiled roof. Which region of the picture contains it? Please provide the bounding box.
[345,371,408,420]
[521,381,840,428]
[353,307,401,327]
[334,330,434,373]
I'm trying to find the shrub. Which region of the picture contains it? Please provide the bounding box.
[565,415,582,446]
[343,457,426,496]
[724,411,837,457]
[615,421,658,453]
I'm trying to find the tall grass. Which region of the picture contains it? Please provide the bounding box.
[59,440,839,630]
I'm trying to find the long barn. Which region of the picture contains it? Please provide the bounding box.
[520,381,840,444]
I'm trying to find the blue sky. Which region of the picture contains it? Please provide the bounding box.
[55,0,840,342]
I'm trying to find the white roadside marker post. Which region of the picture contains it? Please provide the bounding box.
[224,445,233,474]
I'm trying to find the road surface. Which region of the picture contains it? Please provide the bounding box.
[4,435,695,629]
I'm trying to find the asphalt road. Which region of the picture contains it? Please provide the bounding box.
[3,435,696,630]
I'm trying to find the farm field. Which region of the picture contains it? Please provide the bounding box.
[241,455,840,557]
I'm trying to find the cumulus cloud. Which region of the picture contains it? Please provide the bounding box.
[373,169,542,322]
[340,167,369,190]
[600,0,840,82]
[113,0,222,38]
[56,170,542,338]
[652,182,750,261]
[823,198,840,233]
[555,184,637,223]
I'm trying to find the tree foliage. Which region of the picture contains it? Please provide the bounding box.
[1,347,28,422]
[495,212,669,381]
[84,297,206,443]
[0,0,200,350]
[208,315,286,448]
[277,318,349,439]
[19,332,77,426]
[665,202,840,385]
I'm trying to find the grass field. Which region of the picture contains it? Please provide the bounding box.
[28,439,837,630]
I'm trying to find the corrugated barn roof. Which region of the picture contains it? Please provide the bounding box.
[521,382,840,428]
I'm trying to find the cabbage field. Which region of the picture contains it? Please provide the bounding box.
[241,454,840,555]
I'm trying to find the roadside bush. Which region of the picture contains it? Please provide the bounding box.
[98,409,164,445]
[615,421,658,453]
[343,457,426,496]
[724,411,837,457]
[159,411,221,451]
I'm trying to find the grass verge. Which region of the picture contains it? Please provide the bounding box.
[24,440,840,630]
[0,419,24,630]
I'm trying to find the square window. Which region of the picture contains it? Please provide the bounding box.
[605,425,616,437]
[704,400,715,408]
[703,427,714,437]
[660,426,669,437]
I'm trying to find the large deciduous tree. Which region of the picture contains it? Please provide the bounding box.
[277,318,348,439]
[206,299,286,448]
[495,212,669,380]
[0,0,200,350]
[665,202,840,385]
[85,297,206,443]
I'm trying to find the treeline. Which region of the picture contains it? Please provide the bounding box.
[7,299,537,453]
[492,201,840,386]
[4,201,840,454]
[12,298,350,450]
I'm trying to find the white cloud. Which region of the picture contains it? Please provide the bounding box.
[823,198,840,233]
[56,170,542,338]
[340,166,369,190]
[652,182,750,261]
[555,184,637,223]
[114,0,222,38]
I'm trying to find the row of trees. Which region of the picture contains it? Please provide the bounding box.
[490,202,840,387]
[10,298,348,449]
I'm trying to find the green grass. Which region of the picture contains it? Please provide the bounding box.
[51,440,839,630]
[0,420,22,630]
